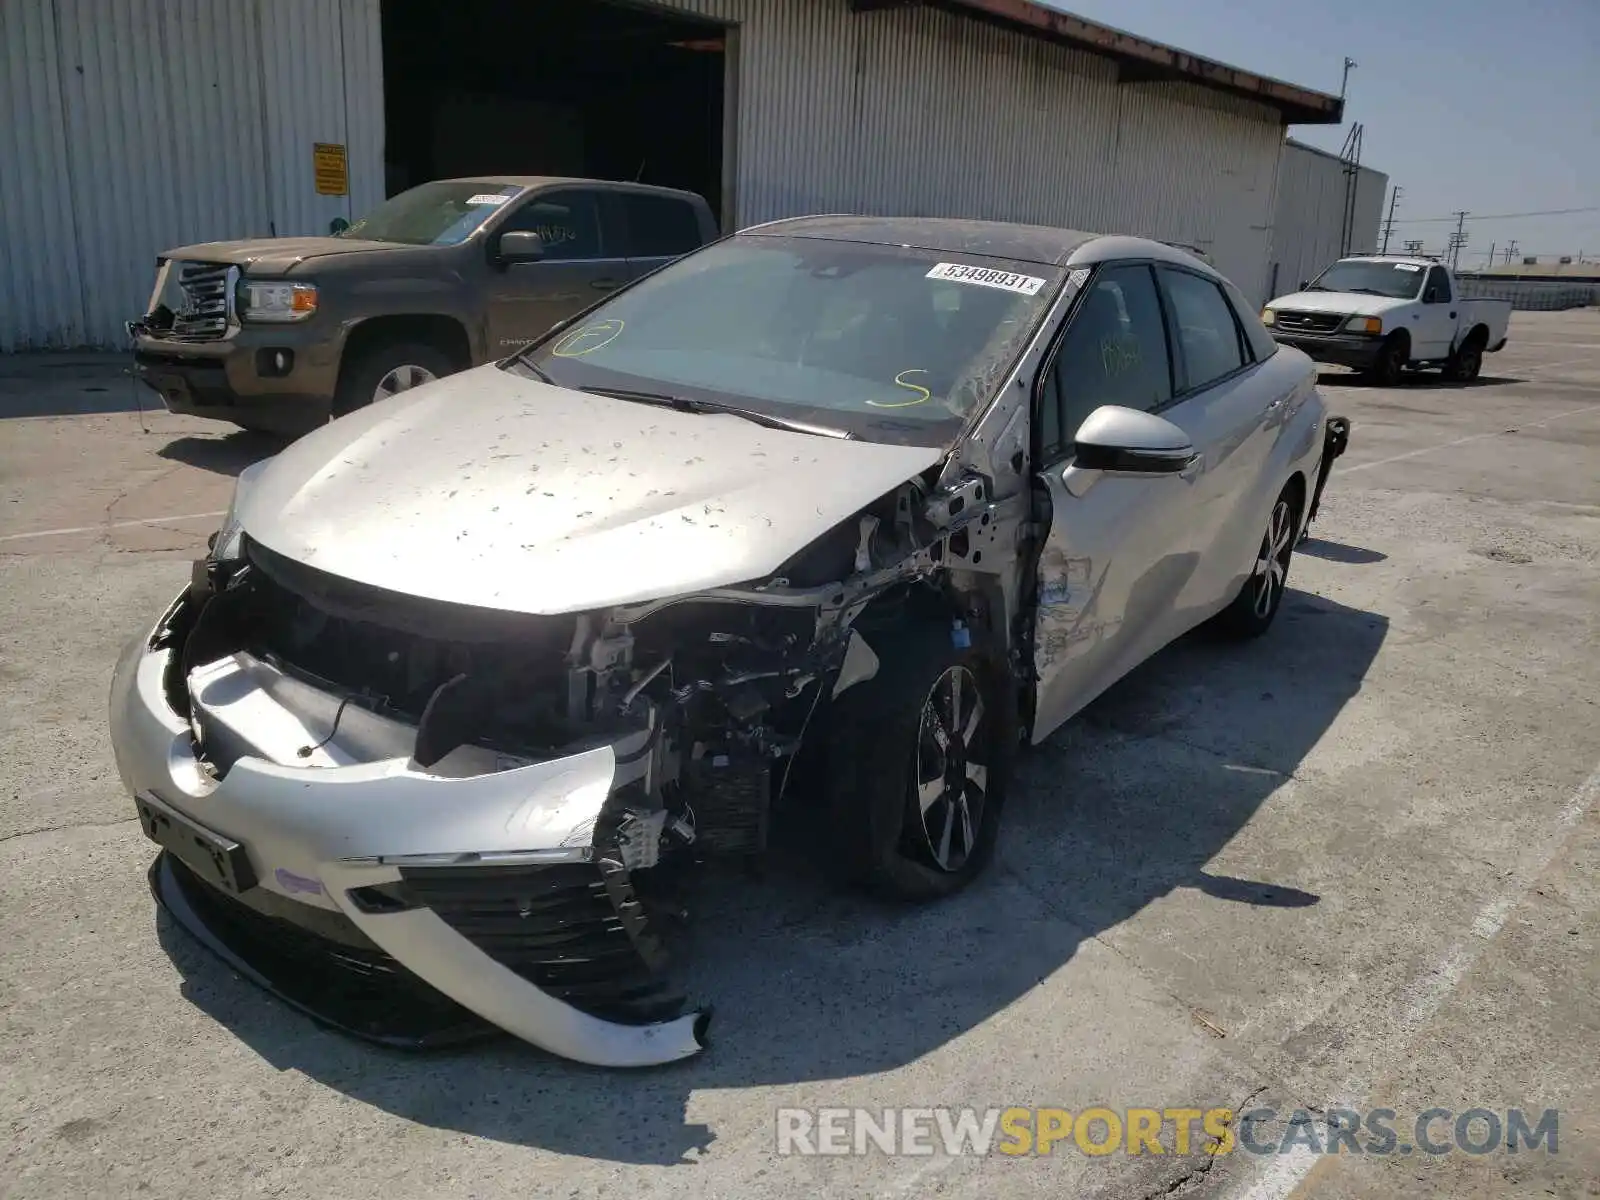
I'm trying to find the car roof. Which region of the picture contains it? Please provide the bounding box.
[432,175,705,201]
[738,214,1220,273]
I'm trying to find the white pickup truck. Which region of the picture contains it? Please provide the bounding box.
[1262,256,1510,385]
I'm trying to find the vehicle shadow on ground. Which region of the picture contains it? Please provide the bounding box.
[156,587,1387,1166]
[157,431,287,477]
[1297,537,1387,564]
[0,368,149,418]
[1316,370,1524,389]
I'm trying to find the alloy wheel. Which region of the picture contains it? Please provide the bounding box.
[1251,499,1294,619]
[373,363,437,402]
[913,664,988,872]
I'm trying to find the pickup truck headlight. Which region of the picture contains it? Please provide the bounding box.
[1345,315,1383,335]
[238,281,318,322]
[1260,308,1276,326]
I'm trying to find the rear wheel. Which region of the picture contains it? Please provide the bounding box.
[1444,335,1485,383]
[825,622,1013,900]
[1213,488,1298,638]
[1368,333,1408,386]
[332,341,454,419]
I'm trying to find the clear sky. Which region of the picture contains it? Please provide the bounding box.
[1043,0,1600,267]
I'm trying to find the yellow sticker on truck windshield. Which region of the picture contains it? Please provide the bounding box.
[927,262,1046,295]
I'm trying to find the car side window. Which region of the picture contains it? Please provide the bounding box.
[1037,264,1173,461]
[1157,268,1246,391]
[501,190,604,261]
[1425,266,1452,304]
[621,193,702,258]
[1222,278,1278,363]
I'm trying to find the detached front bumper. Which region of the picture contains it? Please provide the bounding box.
[1271,331,1385,371]
[109,596,708,1067]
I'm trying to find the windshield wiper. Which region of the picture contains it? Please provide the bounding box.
[579,386,855,440]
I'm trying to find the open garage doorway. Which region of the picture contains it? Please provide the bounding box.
[380,0,731,225]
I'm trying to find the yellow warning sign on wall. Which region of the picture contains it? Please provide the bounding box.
[313,143,348,196]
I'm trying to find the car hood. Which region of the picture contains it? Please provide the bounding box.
[1269,290,1416,317]
[235,365,947,615]
[161,237,405,277]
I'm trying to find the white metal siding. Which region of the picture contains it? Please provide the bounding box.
[0,0,382,350]
[1267,140,1388,301]
[650,0,1287,297]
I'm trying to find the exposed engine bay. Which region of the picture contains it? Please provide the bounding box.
[128,460,1028,1063]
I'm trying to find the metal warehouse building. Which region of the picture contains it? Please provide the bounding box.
[1,0,1353,350]
[1268,138,1388,301]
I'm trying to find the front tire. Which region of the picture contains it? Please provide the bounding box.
[332,341,454,419]
[1368,333,1408,386]
[1213,489,1299,639]
[825,622,1014,900]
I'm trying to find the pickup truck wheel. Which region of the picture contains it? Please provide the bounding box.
[1369,334,1408,386]
[824,622,1014,901]
[333,341,454,418]
[1444,338,1485,383]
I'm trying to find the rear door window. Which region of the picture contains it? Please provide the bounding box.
[1157,268,1247,392]
[620,193,703,259]
[1221,278,1278,362]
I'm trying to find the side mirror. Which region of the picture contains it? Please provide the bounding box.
[1068,406,1196,485]
[499,231,546,264]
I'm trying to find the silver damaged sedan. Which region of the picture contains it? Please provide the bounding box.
[110,217,1350,1066]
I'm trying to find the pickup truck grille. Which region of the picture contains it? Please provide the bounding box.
[170,261,236,340]
[1273,310,1344,335]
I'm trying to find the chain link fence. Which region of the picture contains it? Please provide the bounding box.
[1456,279,1598,311]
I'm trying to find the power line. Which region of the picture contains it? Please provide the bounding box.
[1388,206,1600,224]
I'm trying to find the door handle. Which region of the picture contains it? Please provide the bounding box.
[1265,395,1286,415]
[591,278,621,291]
[1449,311,1457,318]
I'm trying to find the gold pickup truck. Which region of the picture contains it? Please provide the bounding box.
[130,176,717,435]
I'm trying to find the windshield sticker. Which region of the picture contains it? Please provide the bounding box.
[1393,263,1423,272]
[552,319,625,358]
[867,369,933,408]
[466,193,511,206]
[926,262,1046,295]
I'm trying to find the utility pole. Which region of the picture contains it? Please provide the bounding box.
[1447,211,1469,270]
[1403,239,1425,257]
[1505,239,1519,265]
[1485,242,1495,270]
[1380,185,1402,254]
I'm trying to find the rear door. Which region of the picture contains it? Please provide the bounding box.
[484,188,629,353]
[1153,265,1282,615]
[614,191,708,282]
[1031,262,1200,740]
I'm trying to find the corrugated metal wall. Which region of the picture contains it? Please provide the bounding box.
[0,0,382,350]
[653,0,1287,298]
[1267,139,1387,301]
[3,0,1344,348]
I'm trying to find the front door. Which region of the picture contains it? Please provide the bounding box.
[1030,263,1204,741]
[1412,265,1456,359]
[485,189,629,355]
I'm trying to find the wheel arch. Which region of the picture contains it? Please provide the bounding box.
[337,314,472,385]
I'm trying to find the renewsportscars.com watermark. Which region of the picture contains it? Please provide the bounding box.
[775,1106,1560,1158]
